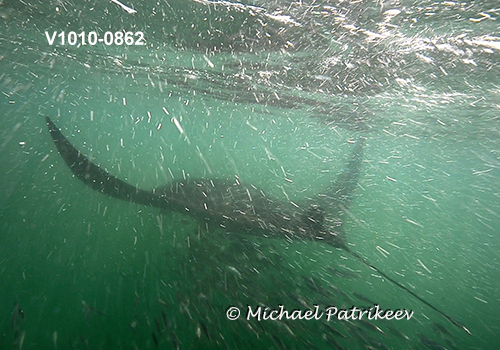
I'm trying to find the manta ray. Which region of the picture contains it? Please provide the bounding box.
[45,116,469,334]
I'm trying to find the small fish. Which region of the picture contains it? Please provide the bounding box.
[327,266,360,279]
[326,283,352,302]
[157,299,168,307]
[151,332,159,349]
[254,318,266,332]
[161,311,169,328]
[353,293,376,305]
[365,339,391,350]
[199,320,211,340]
[241,319,260,338]
[302,276,334,298]
[291,294,313,309]
[324,334,346,350]
[358,319,386,336]
[12,303,25,330]
[227,266,242,279]
[82,301,91,325]
[272,335,287,350]
[179,302,192,319]
[154,317,162,333]
[420,334,449,350]
[82,300,107,325]
[302,276,320,293]
[432,322,452,337]
[75,335,89,350]
[197,293,215,313]
[133,292,140,309]
[387,326,409,340]
[444,339,461,350]
[349,327,370,345]
[171,331,180,350]
[53,331,58,349]
[279,321,296,337]
[322,321,347,339]
[18,330,26,350]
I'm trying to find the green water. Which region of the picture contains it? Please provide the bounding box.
[1,0,499,349]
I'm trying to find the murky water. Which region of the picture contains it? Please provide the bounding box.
[1,1,499,349]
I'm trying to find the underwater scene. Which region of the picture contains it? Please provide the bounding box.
[0,0,499,349]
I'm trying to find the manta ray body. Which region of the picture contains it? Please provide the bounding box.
[45,117,362,249]
[45,116,469,334]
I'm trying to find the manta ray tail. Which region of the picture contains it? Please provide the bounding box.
[46,117,156,207]
[343,247,471,335]
[331,136,470,335]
